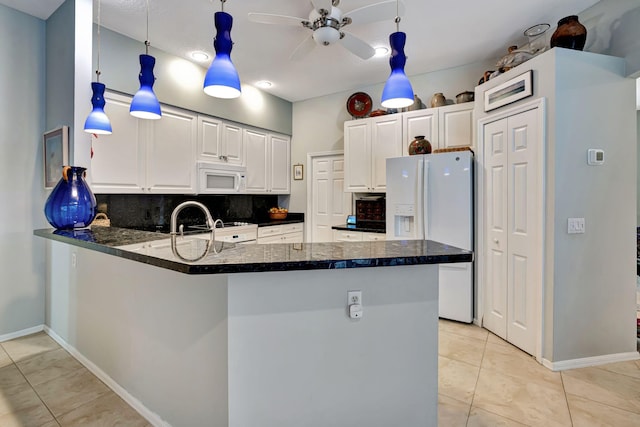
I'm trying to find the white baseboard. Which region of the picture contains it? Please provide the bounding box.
[43,326,171,427]
[542,351,640,371]
[0,324,44,343]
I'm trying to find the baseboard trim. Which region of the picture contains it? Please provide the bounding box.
[0,324,44,343]
[43,326,171,427]
[542,351,640,371]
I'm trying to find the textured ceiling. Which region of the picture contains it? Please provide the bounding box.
[1,0,599,102]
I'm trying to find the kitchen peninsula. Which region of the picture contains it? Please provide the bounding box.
[35,227,472,427]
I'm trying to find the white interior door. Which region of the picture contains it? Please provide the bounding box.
[310,154,351,242]
[483,107,540,356]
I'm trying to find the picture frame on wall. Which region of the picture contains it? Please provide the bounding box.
[293,164,304,180]
[43,126,69,188]
[484,70,533,112]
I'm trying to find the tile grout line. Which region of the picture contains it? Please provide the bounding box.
[464,329,488,427]
[7,358,60,426]
[559,371,574,426]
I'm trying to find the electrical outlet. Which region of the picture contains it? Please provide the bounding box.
[348,290,362,306]
[568,218,585,234]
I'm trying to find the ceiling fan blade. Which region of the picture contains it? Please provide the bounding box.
[290,35,317,61]
[248,13,309,27]
[343,0,405,26]
[340,32,375,60]
[310,0,333,15]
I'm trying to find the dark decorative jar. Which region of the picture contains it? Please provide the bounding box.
[44,166,97,229]
[408,136,432,155]
[550,15,587,51]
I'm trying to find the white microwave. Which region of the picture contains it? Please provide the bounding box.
[197,162,246,194]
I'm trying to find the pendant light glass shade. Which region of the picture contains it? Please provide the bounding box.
[130,53,161,119]
[203,11,241,99]
[83,82,112,134]
[381,31,414,109]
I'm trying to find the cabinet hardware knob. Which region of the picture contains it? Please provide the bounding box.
[493,238,499,244]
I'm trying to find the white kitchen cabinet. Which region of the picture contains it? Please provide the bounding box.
[402,103,473,153]
[361,232,385,242]
[90,92,145,193]
[197,116,244,166]
[332,229,363,242]
[245,129,291,194]
[257,222,304,244]
[145,104,198,193]
[344,114,402,192]
[90,92,197,194]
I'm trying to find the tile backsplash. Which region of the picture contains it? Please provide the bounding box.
[96,194,279,229]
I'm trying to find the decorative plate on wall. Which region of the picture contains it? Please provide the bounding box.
[346,92,373,118]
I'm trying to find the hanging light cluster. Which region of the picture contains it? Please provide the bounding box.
[83,0,112,135]
[380,0,414,109]
[203,0,241,99]
[130,0,162,119]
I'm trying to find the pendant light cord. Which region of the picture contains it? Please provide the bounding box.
[145,0,150,54]
[96,0,101,82]
[220,0,225,12]
[394,0,400,32]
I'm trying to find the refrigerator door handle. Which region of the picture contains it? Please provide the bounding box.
[422,160,429,240]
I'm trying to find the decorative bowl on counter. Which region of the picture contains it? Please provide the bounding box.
[269,207,288,220]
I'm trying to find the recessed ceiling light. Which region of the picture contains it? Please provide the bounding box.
[191,51,209,62]
[256,80,273,89]
[374,46,389,57]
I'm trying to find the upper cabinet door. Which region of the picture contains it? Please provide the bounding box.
[344,120,371,192]
[222,123,244,166]
[146,105,197,193]
[197,115,223,162]
[90,92,146,193]
[371,115,402,192]
[269,134,290,194]
[244,128,269,192]
[439,103,473,149]
[403,109,438,153]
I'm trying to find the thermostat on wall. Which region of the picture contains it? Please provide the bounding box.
[587,149,604,165]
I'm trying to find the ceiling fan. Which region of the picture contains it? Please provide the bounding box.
[248,0,404,61]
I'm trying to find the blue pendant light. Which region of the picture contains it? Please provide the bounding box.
[203,0,241,99]
[381,3,414,109]
[84,0,112,135]
[130,0,161,119]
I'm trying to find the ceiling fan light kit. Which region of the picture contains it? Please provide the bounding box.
[84,0,112,135]
[130,0,162,120]
[381,5,414,109]
[204,0,241,99]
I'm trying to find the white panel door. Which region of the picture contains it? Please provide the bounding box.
[90,92,145,193]
[245,129,269,192]
[505,108,539,355]
[146,105,197,193]
[344,120,370,192]
[483,108,540,356]
[483,119,509,339]
[311,154,351,242]
[269,134,290,193]
[371,115,402,192]
[403,109,438,154]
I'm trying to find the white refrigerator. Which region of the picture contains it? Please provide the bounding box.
[386,151,474,323]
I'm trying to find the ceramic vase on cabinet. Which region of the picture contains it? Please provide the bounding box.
[408,135,432,155]
[44,166,97,229]
[550,15,587,51]
[430,93,446,108]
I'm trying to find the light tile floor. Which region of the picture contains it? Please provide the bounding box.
[1,323,639,427]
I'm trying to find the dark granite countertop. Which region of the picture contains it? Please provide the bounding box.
[332,224,386,234]
[34,226,472,275]
[255,212,304,227]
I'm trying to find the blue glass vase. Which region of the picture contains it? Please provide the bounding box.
[44,166,97,229]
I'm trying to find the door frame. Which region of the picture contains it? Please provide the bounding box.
[305,150,348,242]
[476,97,546,362]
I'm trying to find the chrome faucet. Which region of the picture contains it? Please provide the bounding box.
[170,201,216,236]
